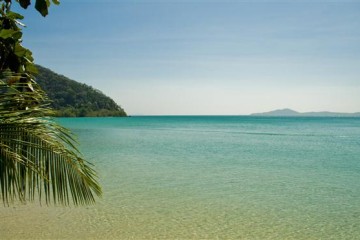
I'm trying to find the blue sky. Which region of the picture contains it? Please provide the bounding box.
[14,0,360,115]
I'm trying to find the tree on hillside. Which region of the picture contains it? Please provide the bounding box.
[0,0,102,205]
[36,65,128,117]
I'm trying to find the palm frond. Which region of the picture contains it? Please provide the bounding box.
[0,77,102,205]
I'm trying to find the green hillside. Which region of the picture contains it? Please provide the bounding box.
[35,65,127,117]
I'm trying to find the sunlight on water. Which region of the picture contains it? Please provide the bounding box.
[1,116,360,239]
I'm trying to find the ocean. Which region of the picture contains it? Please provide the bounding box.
[1,116,360,239]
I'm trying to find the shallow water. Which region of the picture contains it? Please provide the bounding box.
[1,116,360,239]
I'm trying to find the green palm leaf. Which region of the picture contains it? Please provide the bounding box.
[0,76,102,205]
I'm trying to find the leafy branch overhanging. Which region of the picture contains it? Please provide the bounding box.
[0,0,102,205]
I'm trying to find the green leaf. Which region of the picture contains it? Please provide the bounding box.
[14,44,27,57]
[18,0,31,9]
[7,11,25,20]
[13,31,23,40]
[0,29,18,39]
[25,63,38,75]
[52,0,60,5]
[35,0,48,17]
[0,77,102,205]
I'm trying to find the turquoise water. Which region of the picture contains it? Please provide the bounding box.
[2,116,360,239]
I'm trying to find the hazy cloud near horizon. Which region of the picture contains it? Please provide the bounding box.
[17,1,360,115]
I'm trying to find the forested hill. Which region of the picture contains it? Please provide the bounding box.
[35,65,127,117]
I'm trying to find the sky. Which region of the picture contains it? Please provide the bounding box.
[13,0,360,115]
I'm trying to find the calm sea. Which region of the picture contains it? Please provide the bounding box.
[1,116,360,239]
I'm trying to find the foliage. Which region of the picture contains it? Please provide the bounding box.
[15,0,59,17]
[0,0,102,205]
[36,65,127,117]
[0,77,101,205]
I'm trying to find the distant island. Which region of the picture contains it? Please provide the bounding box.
[251,108,360,117]
[36,65,127,117]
